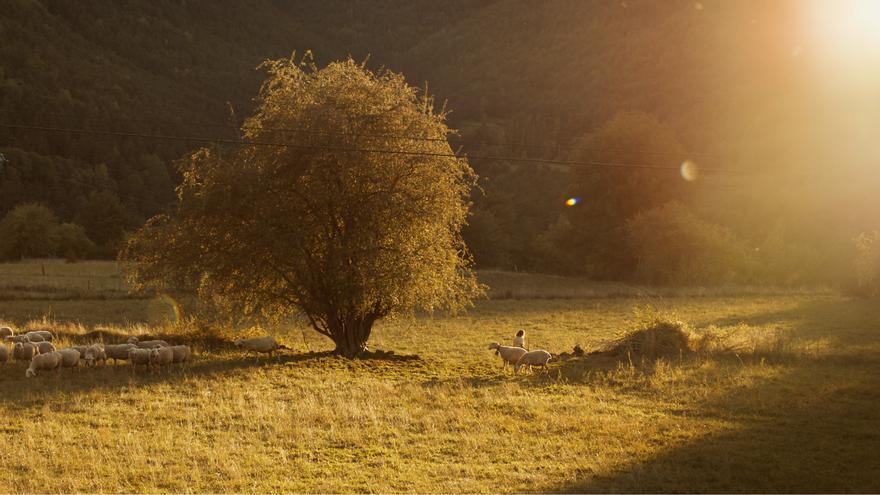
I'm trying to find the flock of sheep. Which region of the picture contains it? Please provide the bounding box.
[0,323,292,379]
[488,329,553,373]
[0,325,192,378]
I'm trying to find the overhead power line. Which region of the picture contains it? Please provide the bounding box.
[0,109,722,158]
[0,122,744,174]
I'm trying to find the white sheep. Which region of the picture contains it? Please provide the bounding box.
[152,346,174,368]
[26,330,54,342]
[137,340,170,349]
[13,342,37,361]
[58,348,80,370]
[70,345,90,358]
[34,341,56,355]
[234,336,287,357]
[488,342,528,372]
[127,336,170,348]
[514,349,553,374]
[513,329,526,349]
[128,347,157,372]
[0,326,14,339]
[83,345,107,366]
[7,333,44,343]
[170,345,191,365]
[26,351,61,377]
[104,343,137,364]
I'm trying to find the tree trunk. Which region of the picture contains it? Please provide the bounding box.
[329,315,375,358]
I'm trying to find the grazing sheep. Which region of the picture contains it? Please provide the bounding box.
[0,344,8,364]
[13,342,38,361]
[34,341,56,354]
[127,337,170,349]
[513,329,526,350]
[83,345,107,366]
[170,345,191,365]
[137,340,170,349]
[26,351,62,377]
[8,333,45,343]
[70,345,90,357]
[234,336,287,357]
[104,343,137,364]
[514,349,553,374]
[26,330,54,342]
[58,348,80,370]
[152,346,174,368]
[0,326,14,339]
[128,347,157,372]
[488,342,528,372]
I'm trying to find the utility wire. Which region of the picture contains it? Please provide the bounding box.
[0,122,744,174]
[0,109,722,158]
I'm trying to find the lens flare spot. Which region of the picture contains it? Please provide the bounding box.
[565,197,581,206]
[146,293,182,324]
[680,160,699,182]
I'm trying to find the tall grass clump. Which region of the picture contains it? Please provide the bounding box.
[602,307,694,360]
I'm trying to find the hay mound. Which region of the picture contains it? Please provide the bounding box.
[603,318,693,359]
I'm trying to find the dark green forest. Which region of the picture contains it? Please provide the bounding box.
[2,0,878,286]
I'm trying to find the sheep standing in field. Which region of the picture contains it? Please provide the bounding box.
[152,346,174,369]
[104,344,136,364]
[26,330,54,342]
[0,344,8,364]
[83,345,106,366]
[26,351,61,377]
[127,336,170,348]
[513,329,526,350]
[0,326,14,339]
[58,349,80,370]
[13,342,37,361]
[170,345,191,365]
[34,341,56,355]
[6,333,44,343]
[137,340,170,349]
[514,349,553,374]
[234,336,288,359]
[488,342,528,372]
[128,347,158,373]
[70,345,90,358]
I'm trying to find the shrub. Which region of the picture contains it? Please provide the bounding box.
[625,202,752,285]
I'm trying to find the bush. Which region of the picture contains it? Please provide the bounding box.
[53,222,97,261]
[625,202,752,285]
[0,203,96,260]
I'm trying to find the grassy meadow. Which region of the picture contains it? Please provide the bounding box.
[0,261,878,492]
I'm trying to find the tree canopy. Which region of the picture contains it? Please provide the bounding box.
[122,56,482,357]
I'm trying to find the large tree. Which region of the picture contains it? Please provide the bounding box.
[122,56,482,357]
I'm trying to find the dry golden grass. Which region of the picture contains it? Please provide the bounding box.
[0,261,878,492]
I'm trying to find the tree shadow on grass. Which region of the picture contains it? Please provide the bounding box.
[705,297,880,345]
[544,348,880,493]
[0,349,422,408]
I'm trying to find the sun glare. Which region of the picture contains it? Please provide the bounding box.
[808,0,880,63]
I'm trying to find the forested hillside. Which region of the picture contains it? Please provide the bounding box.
[2,0,877,286]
